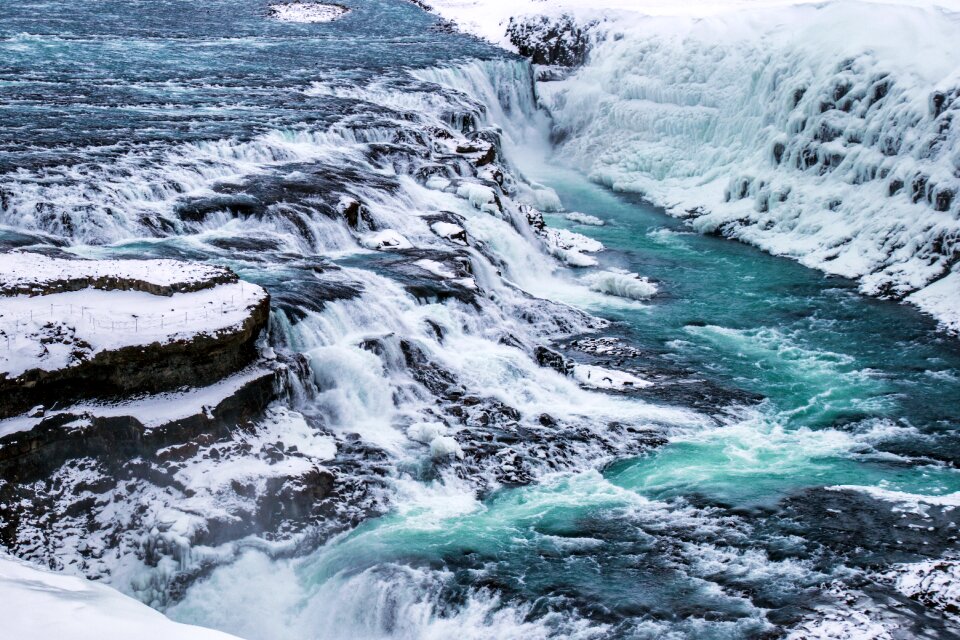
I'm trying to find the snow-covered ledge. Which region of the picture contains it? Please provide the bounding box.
[0,251,270,418]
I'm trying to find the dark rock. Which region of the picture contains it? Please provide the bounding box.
[506,14,596,68]
[0,367,279,483]
[534,346,572,375]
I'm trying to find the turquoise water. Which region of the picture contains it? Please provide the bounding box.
[170,166,960,639]
[535,166,960,506]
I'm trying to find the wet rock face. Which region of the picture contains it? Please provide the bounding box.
[534,345,571,375]
[0,377,365,601]
[506,14,596,68]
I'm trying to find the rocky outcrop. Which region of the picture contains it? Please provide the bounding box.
[0,367,279,483]
[0,253,271,418]
[506,14,596,67]
[0,293,269,418]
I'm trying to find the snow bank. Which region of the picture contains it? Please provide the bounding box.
[360,229,413,250]
[564,212,604,226]
[426,0,960,48]
[786,608,893,640]
[415,258,457,279]
[268,3,349,23]
[0,366,276,437]
[430,221,468,244]
[541,227,604,267]
[572,363,652,390]
[888,559,960,620]
[0,553,241,640]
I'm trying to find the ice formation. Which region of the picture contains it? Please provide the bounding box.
[564,212,605,226]
[429,0,960,331]
[582,269,658,301]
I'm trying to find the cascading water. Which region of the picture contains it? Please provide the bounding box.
[3,0,960,638]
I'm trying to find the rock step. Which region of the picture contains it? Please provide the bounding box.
[0,365,281,483]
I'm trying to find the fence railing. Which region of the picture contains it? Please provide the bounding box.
[1,287,259,350]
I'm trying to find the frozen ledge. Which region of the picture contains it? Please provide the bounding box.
[0,365,281,482]
[268,2,350,23]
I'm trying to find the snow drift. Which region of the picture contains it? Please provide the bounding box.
[0,553,241,640]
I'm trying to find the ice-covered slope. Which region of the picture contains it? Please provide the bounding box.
[0,553,242,640]
[427,0,960,332]
[427,0,960,47]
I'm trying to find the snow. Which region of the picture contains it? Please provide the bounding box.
[0,366,276,437]
[785,608,893,640]
[360,229,413,251]
[0,281,267,378]
[582,269,658,301]
[0,553,242,640]
[426,0,960,47]
[456,183,499,213]
[888,559,960,620]
[0,250,231,296]
[430,221,467,243]
[172,407,336,494]
[415,258,457,279]
[563,212,604,226]
[906,269,960,333]
[572,364,652,390]
[540,226,604,267]
[360,229,413,250]
[268,3,349,23]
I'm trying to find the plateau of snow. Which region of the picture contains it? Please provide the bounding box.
[0,251,232,296]
[427,0,960,332]
[0,281,265,378]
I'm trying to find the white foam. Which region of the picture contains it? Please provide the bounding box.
[564,212,605,226]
